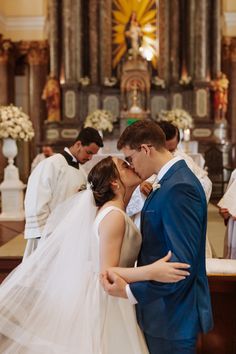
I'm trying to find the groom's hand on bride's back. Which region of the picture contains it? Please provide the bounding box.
[100,271,128,298]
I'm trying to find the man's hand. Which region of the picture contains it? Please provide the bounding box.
[100,271,128,299]
[219,207,230,220]
[140,181,153,197]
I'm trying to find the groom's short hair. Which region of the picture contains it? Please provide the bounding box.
[117,120,166,151]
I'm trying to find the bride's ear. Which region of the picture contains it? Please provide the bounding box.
[110,180,120,191]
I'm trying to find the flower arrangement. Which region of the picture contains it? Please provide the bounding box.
[84,109,114,132]
[156,109,193,130]
[0,104,35,142]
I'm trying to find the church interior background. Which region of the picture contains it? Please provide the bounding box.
[0,0,236,184]
[0,1,236,353]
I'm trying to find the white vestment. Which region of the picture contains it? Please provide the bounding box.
[31,153,47,172]
[24,153,87,257]
[173,150,212,203]
[223,169,236,259]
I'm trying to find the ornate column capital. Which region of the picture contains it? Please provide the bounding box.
[27,41,49,66]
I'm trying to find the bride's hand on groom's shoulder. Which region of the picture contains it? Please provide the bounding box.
[100,271,128,298]
[150,251,191,283]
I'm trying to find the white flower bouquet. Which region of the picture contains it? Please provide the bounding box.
[157,109,193,130]
[0,104,35,142]
[84,109,114,132]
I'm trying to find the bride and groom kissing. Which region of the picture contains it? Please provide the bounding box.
[0,120,213,354]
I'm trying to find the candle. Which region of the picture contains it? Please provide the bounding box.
[183,128,190,142]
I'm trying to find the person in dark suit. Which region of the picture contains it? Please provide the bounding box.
[102,120,213,354]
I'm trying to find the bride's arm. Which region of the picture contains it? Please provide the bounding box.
[99,210,126,273]
[107,252,190,283]
[99,211,190,283]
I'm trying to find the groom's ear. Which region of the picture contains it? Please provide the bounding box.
[140,144,152,155]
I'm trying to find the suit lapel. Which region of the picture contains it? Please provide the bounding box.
[141,160,188,230]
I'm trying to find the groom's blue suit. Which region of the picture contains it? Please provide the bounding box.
[130,160,213,353]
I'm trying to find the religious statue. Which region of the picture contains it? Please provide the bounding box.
[125,12,142,59]
[211,73,229,121]
[42,76,61,122]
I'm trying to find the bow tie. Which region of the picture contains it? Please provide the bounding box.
[61,151,79,169]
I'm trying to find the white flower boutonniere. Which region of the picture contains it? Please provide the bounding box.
[152,182,161,191]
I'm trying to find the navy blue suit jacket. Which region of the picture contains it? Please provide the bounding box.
[130,160,213,340]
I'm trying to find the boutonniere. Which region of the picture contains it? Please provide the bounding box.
[152,182,161,191]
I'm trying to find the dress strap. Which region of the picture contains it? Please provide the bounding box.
[95,206,125,225]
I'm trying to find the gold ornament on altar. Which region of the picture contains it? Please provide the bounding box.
[129,83,143,114]
[0,104,34,142]
[84,110,114,133]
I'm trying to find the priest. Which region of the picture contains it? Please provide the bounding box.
[23,127,103,259]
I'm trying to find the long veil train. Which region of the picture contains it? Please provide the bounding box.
[0,190,101,353]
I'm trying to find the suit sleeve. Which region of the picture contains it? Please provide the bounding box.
[24,158,61,239]
[130,182,206,305]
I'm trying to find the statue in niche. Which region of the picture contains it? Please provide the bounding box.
[42,76,61,122]
[129,81,143,114]
[120,60,150,119]
[125,12,142,59]
[211,73,229,122]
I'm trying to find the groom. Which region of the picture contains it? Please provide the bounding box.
[102,120,213,354]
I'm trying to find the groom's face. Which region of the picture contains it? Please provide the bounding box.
[122,145,154,180]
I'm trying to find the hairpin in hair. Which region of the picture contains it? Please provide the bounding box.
[86,182,94,190]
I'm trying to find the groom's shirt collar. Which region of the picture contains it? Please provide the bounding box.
[156,156,182,182]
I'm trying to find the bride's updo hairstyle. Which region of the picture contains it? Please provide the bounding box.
[88,156,121,207]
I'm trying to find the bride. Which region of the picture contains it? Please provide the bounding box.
[0,156,190,353]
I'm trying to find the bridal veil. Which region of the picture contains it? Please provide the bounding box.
[0,190,101,353]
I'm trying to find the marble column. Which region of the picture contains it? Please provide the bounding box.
[99,0,112,84]
[169,0,180,84]
[229,39,236,143]
[185,0,195,79]
[27,42,49,155]
[211,0,221,79]
[0,38,14,105]
[48,0,60,78]
[194,0,208,82]
[89,0,98,85]
[222,37,231,78]
[158,0,170,85]
[62,0,77,82]
[74,0,82,81]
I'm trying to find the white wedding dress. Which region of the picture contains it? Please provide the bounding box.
[0,191,148,354]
